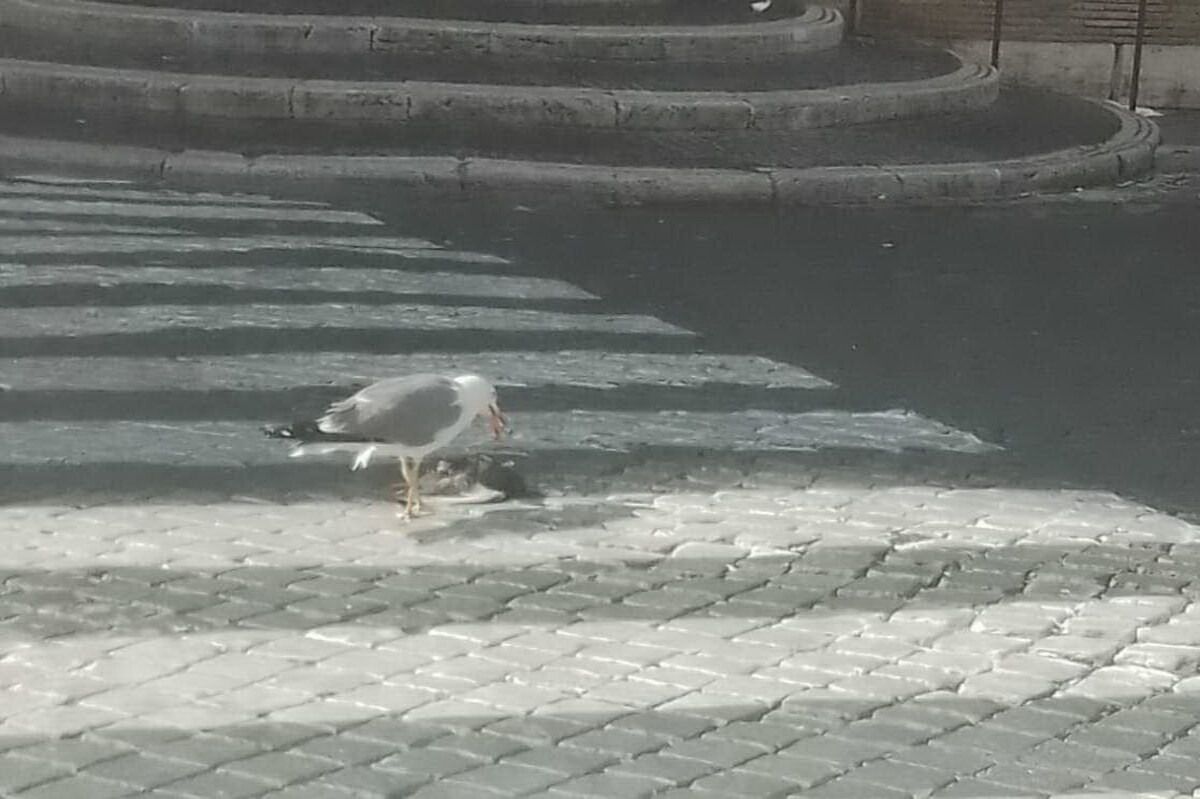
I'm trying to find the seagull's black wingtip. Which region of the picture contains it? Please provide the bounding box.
[264,421,323,439]
[264,420,370,443]
[262,423,295,439]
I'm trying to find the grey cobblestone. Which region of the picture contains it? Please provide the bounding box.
[933,722,1044,756]
[890,743,995,776]
[504,746,616,777]
[740,752,843,788]
[929,776,1024,797]
[0,753,72,793]
[307,765,427,796]
[545,771,667,797]
[980,762,1089,793]
[689,768,802,796]
[851,759,956,794]
[1016,738,1140,773]
[1106,706,1197,737]
[560,727,665,758]
[16,774,135,799]
[373,747,480,778]
[1137,752,1200,781]
[257,785,357,799]
[785,733,892,766]
[441,762,563,794]
[1090,766,1197,794]
[1032,695,1113,723]
[155,769,273,798]
[987,706,1081,738]
[85,753,209,789]
[425,731,529,763]
[805,775,916,798]
[607,751,718,785]
[484,715,592,746]
[219,751,338,786]
[1067,722,1173,756]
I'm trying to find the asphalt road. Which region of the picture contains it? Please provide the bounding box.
[5,173,1198,521]
[344,187,1200,522]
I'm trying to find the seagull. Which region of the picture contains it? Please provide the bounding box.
[265,373,508,518]
[750,0,772,11]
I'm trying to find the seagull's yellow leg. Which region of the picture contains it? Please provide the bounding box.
[398,457,415,519]
[408,457,424,515]
[390,465,405,504]
[398,457,423,519]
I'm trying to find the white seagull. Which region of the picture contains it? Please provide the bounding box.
[266,373,508,518]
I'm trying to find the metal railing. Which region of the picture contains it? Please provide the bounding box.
[853,0,1155,111]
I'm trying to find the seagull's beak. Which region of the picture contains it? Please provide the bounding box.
[486,403,509,440]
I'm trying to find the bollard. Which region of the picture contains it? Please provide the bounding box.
[990,0,1005,67]
[1129,0,1150,111]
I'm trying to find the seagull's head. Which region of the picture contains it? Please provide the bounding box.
[454,374,509,440]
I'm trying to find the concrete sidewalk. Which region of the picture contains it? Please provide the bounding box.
[5,468,1200,799]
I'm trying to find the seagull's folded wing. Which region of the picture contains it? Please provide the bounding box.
[318,374,463,447]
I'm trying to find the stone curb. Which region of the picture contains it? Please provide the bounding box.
[0,57,998,132]
[0,102,1158,206]
[0,0,843,61]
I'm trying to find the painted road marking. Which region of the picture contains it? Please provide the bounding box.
[3,304,693,337]
[0,198,380,225]
[0,235,507,263]
[0,179,330,206]
[0,352,833,391]
[0,265,597,300]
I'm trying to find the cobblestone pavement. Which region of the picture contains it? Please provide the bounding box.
[2,176,1200,798]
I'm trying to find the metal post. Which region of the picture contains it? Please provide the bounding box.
[1129,0,1150,111]
[847,0,858,35]
[990,0,1005,68]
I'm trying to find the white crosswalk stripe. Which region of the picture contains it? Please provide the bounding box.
[0,220,189,234]
[0,177,325,205]
[0,265,597,299]
[0,235,507,262]
[0,178,999,477]
[4,304,690,337]
[0,198,381,224]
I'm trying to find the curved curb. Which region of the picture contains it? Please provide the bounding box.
[0,102,1158,206]
[0,57,998,132]
[0,0,843,61]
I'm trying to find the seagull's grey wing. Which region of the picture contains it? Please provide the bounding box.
[318,374,462,447]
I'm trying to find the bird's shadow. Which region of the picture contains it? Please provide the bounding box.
[403,494,642,545]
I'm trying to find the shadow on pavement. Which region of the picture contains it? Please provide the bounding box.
[1,447,1022,506]
[0,538,1193,639]
[1,504,1197,795]
[0,693,1195,797]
